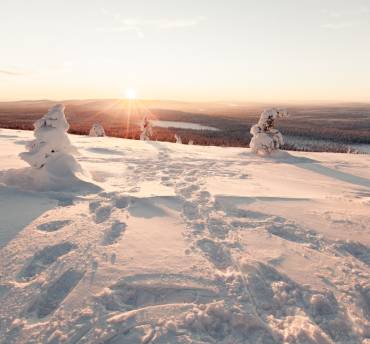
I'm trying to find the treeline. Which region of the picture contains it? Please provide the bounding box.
[1,101,370,151]
[282,137,359,154]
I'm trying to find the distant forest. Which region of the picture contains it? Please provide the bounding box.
[0,99,369,153]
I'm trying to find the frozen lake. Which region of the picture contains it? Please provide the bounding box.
[152,120,219,131]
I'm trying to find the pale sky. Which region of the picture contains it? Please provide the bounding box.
[1,0,370,102]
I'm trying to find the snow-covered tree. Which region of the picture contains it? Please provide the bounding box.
[140,115,153,141]
[20,104,79,169]
[89,123,105,137]
[188,140,194,145]
[175,134,182,144]
[250,108,288,155]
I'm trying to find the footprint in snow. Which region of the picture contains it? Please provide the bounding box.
[36,220,71,232]
[102,222,127,246]
[182,202,200,220]
[114,196,130,209]
[266,222,321,250]
[178,184,200,198]
[207,218,230,239]
[97,273,219,312]
[196,238,232,269]
[18,242,77,280]
[94,205,113,223]
[89,200,101,213]
[337,241,370,267]
[27,268,85,318]
[0,284,10,299]
[197,191,211,203]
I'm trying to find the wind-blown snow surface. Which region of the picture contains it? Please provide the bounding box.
[0,128,370,344]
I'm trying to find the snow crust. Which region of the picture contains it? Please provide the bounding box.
[0,128,370,343]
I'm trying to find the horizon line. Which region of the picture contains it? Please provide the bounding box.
[1,97,370,106]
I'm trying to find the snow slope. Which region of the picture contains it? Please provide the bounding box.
[0,128,370,344]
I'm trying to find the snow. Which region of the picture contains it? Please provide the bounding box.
[0,127,370,343]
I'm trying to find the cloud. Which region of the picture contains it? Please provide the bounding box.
[321,22,353,30]
[97,16,206,38]
[97,23,144,38]
[156,17,206,29]
[321,6,369,30]
[0,69,23,76]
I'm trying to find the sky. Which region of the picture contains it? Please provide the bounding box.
[1,0,370,102]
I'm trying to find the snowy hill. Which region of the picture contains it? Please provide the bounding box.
[0,128,370,344]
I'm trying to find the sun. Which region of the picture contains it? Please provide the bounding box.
[125,88,137,100]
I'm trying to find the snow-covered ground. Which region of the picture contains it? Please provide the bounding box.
[0,128,370,344]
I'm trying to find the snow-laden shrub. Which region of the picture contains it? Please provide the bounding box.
[89,123,105,137]
[9,103,100,192]
[175,134,182,144]
[20,104,79,169]
[250,108,288,155]
[140,116,153,141]
[0,105,98,192]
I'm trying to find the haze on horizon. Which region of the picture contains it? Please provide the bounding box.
[1,0,370,103]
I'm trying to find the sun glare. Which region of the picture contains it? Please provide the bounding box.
[125,88,137,100]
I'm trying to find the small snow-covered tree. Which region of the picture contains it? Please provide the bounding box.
[140,115,153,141]
[175,134,182,144]
[20,104,78,169]
[250,108,288,155]
[188,140,194,145]
[89,123,105,137]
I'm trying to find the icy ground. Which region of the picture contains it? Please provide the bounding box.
[0,128,370,344]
